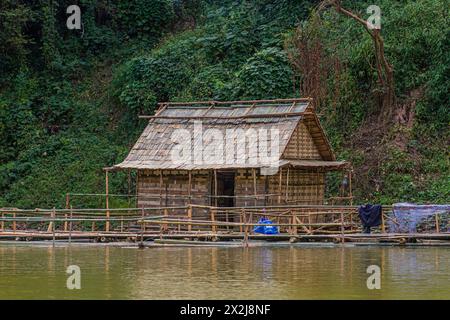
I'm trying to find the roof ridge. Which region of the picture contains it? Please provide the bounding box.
[156,98,313,107]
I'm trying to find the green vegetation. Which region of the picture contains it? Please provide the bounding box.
[0,0,448,208]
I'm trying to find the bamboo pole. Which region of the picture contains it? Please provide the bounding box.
[211,208,217,233]
[292,210,298,235]
[140,208,145,245]
[285,167,290,203]
[435,214,440,233]
[105,170,110,232]
[188,171,192,206]
[159,170,163,207]
[164,208,168,231]
[52,207,56,246]
[243,209,249,247]
[13,211,17,233]
[278,168,283,204]
[214,170,218,207]
[136,170,139,207]
[69,205,73,244]
[46,209,53,233]
[64,193,69,232]
[239,209,244,233]
[253,168,258,207]
[308,212,313,234]
[141,111,309,120]
[187,205,192,232]
[348,169,353,206]
[127,169,132,216]
[143,218,355,228]
[381,211,386,233]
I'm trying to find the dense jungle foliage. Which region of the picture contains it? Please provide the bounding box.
[0,0,448,208]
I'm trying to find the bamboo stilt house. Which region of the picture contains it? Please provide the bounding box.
[110,98,351,208]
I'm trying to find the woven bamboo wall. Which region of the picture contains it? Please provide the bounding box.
[283,122,321,160]
[280,168,325,205]
[234,168,325,206]
[137,170,210,208]
[235,169,268,207]
[137,167,325,209]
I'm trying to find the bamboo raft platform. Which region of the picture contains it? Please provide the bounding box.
[0,204,448,246]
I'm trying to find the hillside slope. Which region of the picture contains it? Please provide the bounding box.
[0,0,448,208]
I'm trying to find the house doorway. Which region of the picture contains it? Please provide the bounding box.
[214,171,235,208]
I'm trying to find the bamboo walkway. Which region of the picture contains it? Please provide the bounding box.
[0,204,448,245]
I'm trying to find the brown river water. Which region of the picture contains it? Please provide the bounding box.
[0,243,449,299]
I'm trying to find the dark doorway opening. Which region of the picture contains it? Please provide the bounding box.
[215,171,235,208]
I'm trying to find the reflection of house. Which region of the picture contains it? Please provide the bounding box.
[111,98,350,208]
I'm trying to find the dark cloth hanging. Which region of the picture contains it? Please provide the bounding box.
[358,204,382,233]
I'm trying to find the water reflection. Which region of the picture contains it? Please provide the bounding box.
[0,245,448,299]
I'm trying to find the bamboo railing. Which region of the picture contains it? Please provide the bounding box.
[0,204,446,240]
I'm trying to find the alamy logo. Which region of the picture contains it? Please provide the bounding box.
[66,5,81,30]
[170,121,281,171]
[66,265,81,290]
[366,265,381,290]
[367,5,381,30]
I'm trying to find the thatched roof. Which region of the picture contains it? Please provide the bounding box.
[113,99,342,171]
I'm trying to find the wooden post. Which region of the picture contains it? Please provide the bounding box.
[278,168,283,204]
[308,210,312,234]
[136,170,140,207]
[285,167,290,203]
[381,209,386,233]
[164,208,168,231]
[46,209,53,233]
[187,205,192,232]
[52,207,56,246]
[435,214,440,233]
[252,168,257,207]
[340,210,345,243]
[292,210,297,235]
[348,169,353,206]
[140,208,145,245]
[1,211,3,232]
[249,210,253,236]
[214,170,218,207]
[65,193,70,209]
[64,194,69,232]
[188,171,192,206]
[243,209,249,247]
[210,208,217,233]
[127,169,132,214]
[159,170,163,208]
[69,205,73,244]
[13,211,17,233]
[239,209,244,233]
[105,170,110,232]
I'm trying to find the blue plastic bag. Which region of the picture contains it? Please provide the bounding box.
[253,218,279,235]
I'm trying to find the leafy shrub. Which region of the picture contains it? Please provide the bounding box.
[232,47,294,99]
[115,0,175,38]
